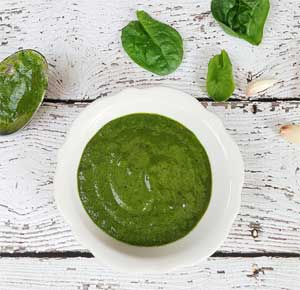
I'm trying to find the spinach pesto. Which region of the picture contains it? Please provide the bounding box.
[0,49,48,135]
[78,114,212,246]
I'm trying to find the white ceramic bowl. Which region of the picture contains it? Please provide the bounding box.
[54,87,244,273]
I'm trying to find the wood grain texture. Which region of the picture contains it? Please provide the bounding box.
[0,0,299,101]
[1,0,299,288]
[0,101,299,254]
[0,257,299,290]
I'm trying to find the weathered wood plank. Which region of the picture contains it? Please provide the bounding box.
[0,0,299,101]
[0,101,299,253]
[0,257,299,290]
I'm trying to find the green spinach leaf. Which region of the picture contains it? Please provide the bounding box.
[211,0,270,45]
[121,10,183,75]
[206,50,235,102]
[0,49,48,135]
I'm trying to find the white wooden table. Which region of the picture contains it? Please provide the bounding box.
[0,0,300,289]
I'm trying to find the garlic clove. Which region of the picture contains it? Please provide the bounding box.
[246,80,277,96]
[280,125,300,144]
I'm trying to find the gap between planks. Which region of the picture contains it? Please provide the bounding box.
[0,251,299,259]
[44,97,300,105]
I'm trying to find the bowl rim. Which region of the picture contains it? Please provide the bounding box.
[54,86,244,273]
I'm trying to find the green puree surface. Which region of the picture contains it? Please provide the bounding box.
[0,49,48,135]
[78,114,212,246]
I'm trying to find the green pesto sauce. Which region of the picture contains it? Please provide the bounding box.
[78,114,212,246]
[0,49,48,135]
